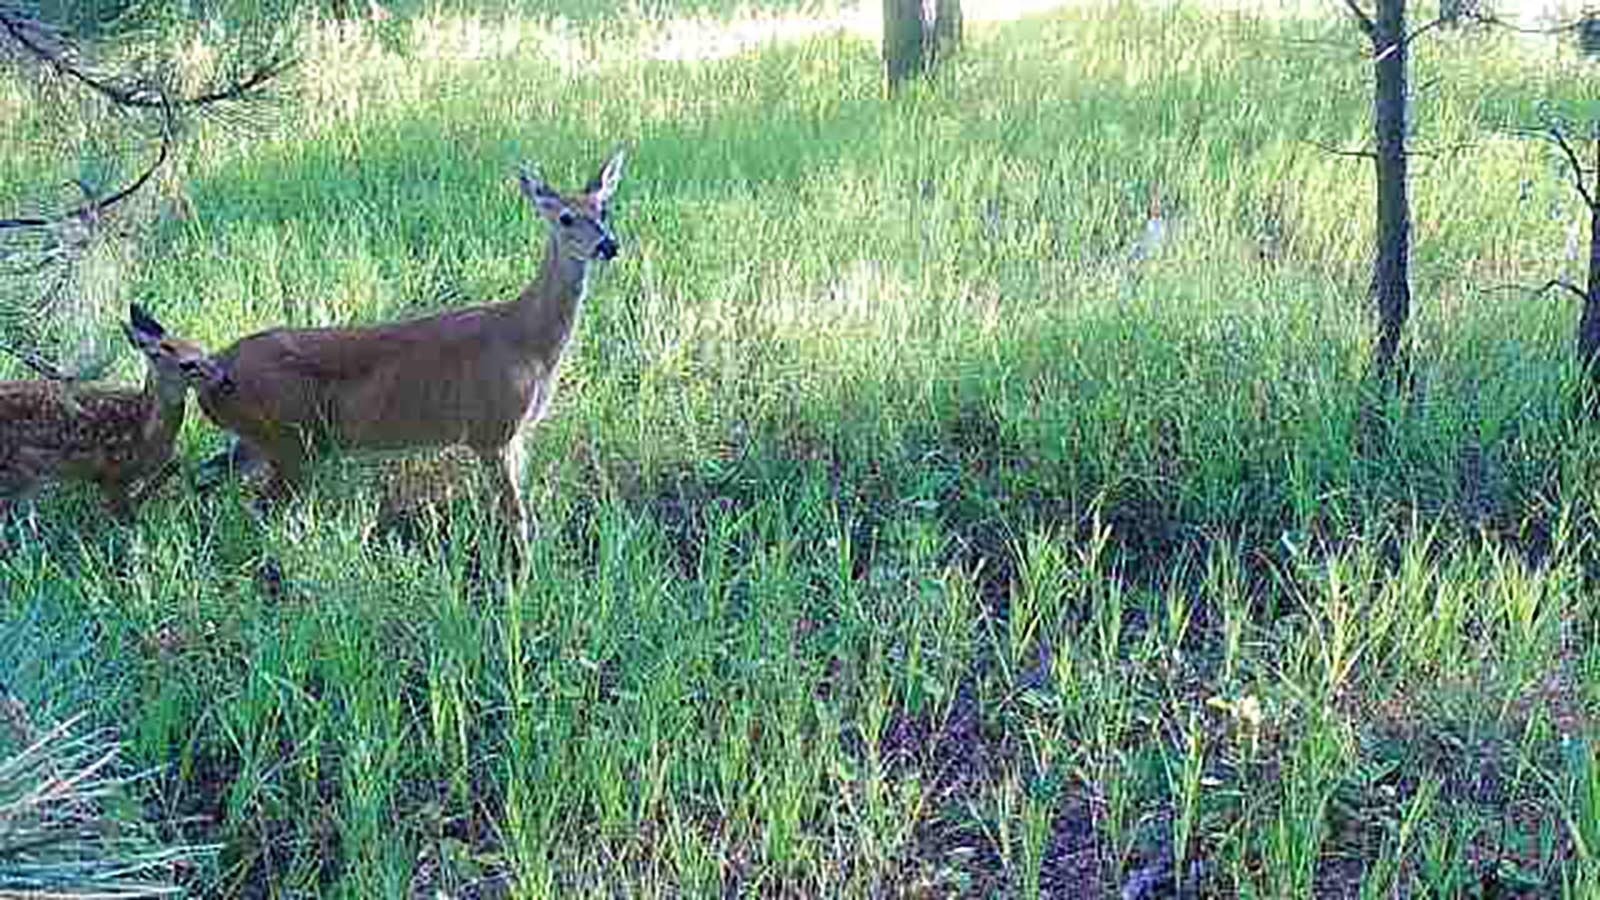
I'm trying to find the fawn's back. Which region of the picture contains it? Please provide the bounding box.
[0,381,161,488]
[0,305,218,518]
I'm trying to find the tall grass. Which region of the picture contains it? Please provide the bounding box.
[3,0,1600,894]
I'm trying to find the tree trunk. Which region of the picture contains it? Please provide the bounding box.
[1370,0,1412,384]
[883,0,926,92]
[1580,141,1600,405]
[931,0,962,64]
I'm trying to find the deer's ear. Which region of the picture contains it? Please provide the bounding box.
[518,167,569,221]
[588,150,625,209]
[126,304,165,352]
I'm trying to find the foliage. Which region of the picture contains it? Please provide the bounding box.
[0,0,296,375]
[0,606,213,897]
[2,0,1600,895]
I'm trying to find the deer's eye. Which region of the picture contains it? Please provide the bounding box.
[558,210,576,227]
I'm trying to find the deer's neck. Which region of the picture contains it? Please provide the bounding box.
[140,377,186,460]
[516,234,591,361]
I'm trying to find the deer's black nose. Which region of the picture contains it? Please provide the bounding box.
[596,237,618,260]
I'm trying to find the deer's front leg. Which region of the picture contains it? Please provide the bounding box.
[474,443,529,557]
[101,481,136,523]
[129,458,180,509]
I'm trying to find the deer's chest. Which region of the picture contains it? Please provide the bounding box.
[512,365,558,426]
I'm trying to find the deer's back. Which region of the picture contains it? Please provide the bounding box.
[202,304,555,452]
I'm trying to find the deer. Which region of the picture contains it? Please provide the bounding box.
[189,151,626,547]
[0,304,225,526]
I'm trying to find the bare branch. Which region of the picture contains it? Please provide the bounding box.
[1400,15,1449,48]
[1340,0,1377,38]
[0,8,161,108]
[1307,138,1377,160]
[1470,11,1581,36]
[1482,279,1589,302]
[1403,140,1477,160]
[1368,15,1447,61]
[1546,124,1597,211]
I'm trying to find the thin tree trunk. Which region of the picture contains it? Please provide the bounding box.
[1580,140,1600,403]
[883,0,926,92]
[931,0,962,64]
[1371,0,1411,384]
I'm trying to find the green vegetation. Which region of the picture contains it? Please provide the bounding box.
[4,0,1600,895]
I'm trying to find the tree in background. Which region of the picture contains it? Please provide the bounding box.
[883,0,961,94]
[1515,114,1600,410]
[0,0,293,375]
[1338,0,1415,385]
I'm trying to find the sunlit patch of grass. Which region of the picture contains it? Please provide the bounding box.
[5,0,1600,895]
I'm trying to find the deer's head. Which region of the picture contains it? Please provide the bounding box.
[519,150,626,263]
[125,304,231,402]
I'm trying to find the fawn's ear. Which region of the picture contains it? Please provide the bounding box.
[587,150,625,210]
[518,165,568,221]
[125,303,166,352]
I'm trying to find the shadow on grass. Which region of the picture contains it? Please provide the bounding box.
[67,5,1600,896]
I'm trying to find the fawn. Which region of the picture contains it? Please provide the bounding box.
[0,304,223,524]
[191,151,626,545]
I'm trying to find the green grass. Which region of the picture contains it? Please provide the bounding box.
[5,0,1600,895]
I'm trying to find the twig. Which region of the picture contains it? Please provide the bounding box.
[1482,279,1588,302]
[1471,11,1581,36]
[1282,36,1359,52]
[1307,138,1377,159]
[1404,140,1477,160]
[1413,75,1444,96]
[1399,15,1449,49]
[1547,125,1597,210]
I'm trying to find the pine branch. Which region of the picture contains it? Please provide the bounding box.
[0,5,295,112]
[0,116,174,232]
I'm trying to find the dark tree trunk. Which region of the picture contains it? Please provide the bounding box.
[1370,0,1412,384]
[883,0,926,92]
[1580,13,1600,58]
[1580,141,1600,402]
[931,0,963,64]
[883,0,960,92]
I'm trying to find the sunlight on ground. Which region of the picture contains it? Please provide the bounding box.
[648,0,1157,62]
[646,0,1574,61]
[312,0,1580,68]
[647,0,1105,61]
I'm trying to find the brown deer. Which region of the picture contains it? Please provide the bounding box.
[0,305,224,524]
[191,151,626,544]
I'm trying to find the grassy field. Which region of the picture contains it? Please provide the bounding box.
[5,0,1600,895]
